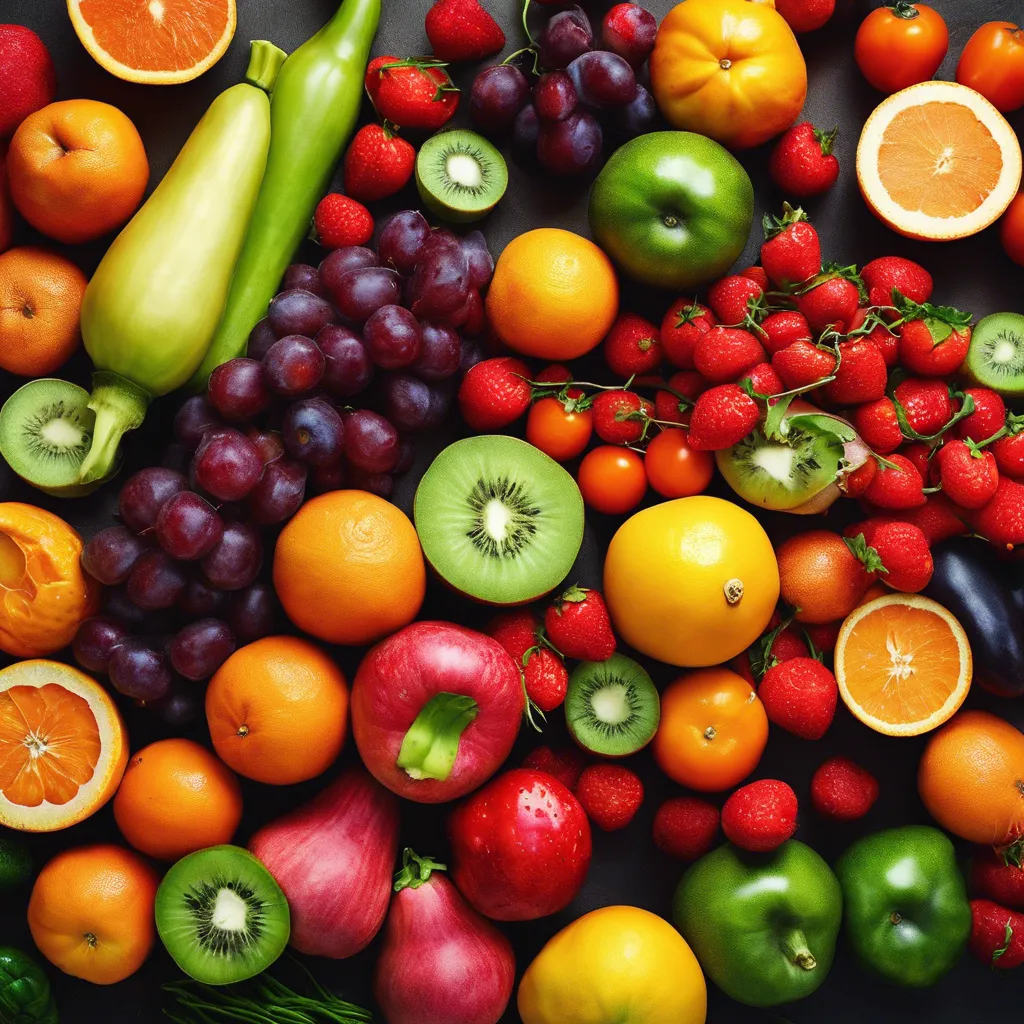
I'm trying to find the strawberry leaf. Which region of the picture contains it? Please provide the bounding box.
[674,303,707,328]
[762,202,808,240]
[814,126,838,157]
[993,921,1013,964]
[844,533,888,575]
[892,289,973,331]
[559,584,589,605]
[892,389,976,443]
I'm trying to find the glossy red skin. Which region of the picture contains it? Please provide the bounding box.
[374,871,515,1024]
[352,621,524,803]
[248,767,399,959]
[448,768,592,921]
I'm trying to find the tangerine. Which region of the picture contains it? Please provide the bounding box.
[777,529,875,624]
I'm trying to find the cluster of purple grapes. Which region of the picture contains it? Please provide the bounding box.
[469,2,659,176]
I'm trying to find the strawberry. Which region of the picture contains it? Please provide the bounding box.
[852,398,903,454]
[523,646,569,712]
[994,424,1024,480]
[971,848,1024,910]
[313,193,373,248]
[544,585,616,661]
[810,757,879,821]
[592,390,650,444]
[969,900,1024,969]
[894,294,972,377]
[761,310,813,355]
[848,307,900,368]
[693,327,765,383]
[741,265,770,290]
[365,56,459,131]
[900,442,933,483]
[425,0,505,62]
[771,340,836,391]
[535,363,572,384]
[660,299,716,369]
[653,797,721,860]
[797,264,864,335]
[722,779,798,852]
[893,378,954,439]
[604,312,663,378]
[758,657,838,740]
[840,458,877,498]
[937,439,1000,510]
[803,620,841,655]
[958,388,1007,443]
[972,477,1024,551]
[342,124,416,203]
[487,608,541,663]
[891,493,970,545]
[654,371,705,425]
[744,620,810,681]
[575,764,644,831]
[863,453,926,509]
[822,338,888,405]
[458,356,532,430]
[774,0,836,32]
[769,123,839,196]
[860,255,933,308]
[760,205,821,289]
[745,361,784,397]
[707,275,765,326]
[688,384,760,451]
[522,745,587,791]
[867,521,933,592]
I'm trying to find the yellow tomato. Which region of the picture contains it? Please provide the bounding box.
[603,496,779,667]
[518,906,707,1024]
[650,0,807,149]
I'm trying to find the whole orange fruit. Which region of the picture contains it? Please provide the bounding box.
[0,247,88,375]
[486,228,619,360]
[28,844,158,984]
[0,143,12,254]
[777,529,875,624]
[206,635,349,785]
[7,99,148,244]
[113,738,243,861]
[918,709,1024,845]
[274,490,425,646]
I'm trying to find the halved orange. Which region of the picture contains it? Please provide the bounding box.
[67,0,236,85]
[857,80,1022,240]
[0,660,128,831]
[835,594,972,737]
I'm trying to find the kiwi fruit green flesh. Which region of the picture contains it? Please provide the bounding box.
[416,129,508,223]
[965,313,1024,398]
[155,845,290,986]
[565,653,660,757]
[0,379,114,497]
[414,435,585,605]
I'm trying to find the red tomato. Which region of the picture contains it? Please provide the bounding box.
[855,3,948,94]
[577,446,647,515]
[644,428,715,498]
[525,395,593,462]
[957,22,1024,112]
[1000,192,1024,266]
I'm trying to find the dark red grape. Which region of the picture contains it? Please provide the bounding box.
[469,64,530,134]
[192,428,263,501]
[602,3,658,67]
[263,335,325,397]
[316,325,374,397]
[202,521,263,590]
[539,6,593,69]
[378,211,430,273]
[512,104,541,162]
[208,358,271,421]
[379,374,432,434]
[319,245,379,297]
[534,71,578,122]
[407,249,470,319]
[309,461,347,494]
[364,305,422,370]
[332,267,403,323]
[102,585,148,626]
[461,231,494,290]
[282,263,326,298]
[179,573,226,617]
[445,290,485,333]
[344,409,400,473]
[267,288,336,338]
[247,428,285,466]
[412,322,461,381]
[459,336,485,374]
[225,582,278,643]
[282,397,345,466]
[349,468,395,498]
[419,229,462,262]
[162,443,191,474]
[247,317,278,361]
[81,525,147,585]
[169,618,236,680]
[108,638,172,701]
[538,111,603,175]
[126,550,188,610]
[248,457,308,524]
[155,491,223,560]
[393,439,417,476]
[73,615,129,673]
[567,50,637,108]
[154,681,203,726]
[607,83,657,139]
[424,380,455,429]
[118,467,188,533]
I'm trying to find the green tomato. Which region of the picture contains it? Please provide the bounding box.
[588,131,754,291]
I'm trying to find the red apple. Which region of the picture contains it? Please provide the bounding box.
[0,25,56,139]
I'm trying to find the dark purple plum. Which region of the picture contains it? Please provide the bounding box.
[378,374,432,434]
[225,582,278,643]
[108,638,173,702]
[201,521,263,590]
[81,525,147,585]
[282,263,327,298]
[282,397,345,466]
[126,550,188,610]
[169,618,236,681]
[461,231,494,290]
[73,616,129,673]
[191,428,263,502]
[601,3,658,67]
[246,317,279,360]
[534,71,578,122]
[154,491,223,561]
[538,111,604,175]
[406,248,470,319]
[332,267,403,323]
[539,6,593,69]
[567,50,637,108]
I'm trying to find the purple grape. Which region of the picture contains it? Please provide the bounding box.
[412,322,462,381]
[162,443,191,475]
[192,428,263,501]
[567,51,637,108]
[469,65,530,134]
[126,550,187,610]
[407,249,470,319]
[155,491,223,560]
[534,71,578,122]
[102,585,148,626]
[461,232,494,290]
[247,428,285,466]
[419,229,462,262]
[349,468,395,498]
[445,290,484,333]
[512,104,541,163]
[424,380,455,429]
[319,245,379,294]
[267,288,336,338]
[225,582,278,644]
[602,3,658,67]
[108,638,172,701]
[309,460,347,494]
[316,325,374,397]
[459,336,485,374]
[169,618,236,681]
[607,83,657,139]
[202,521,263,590]
[393,439,417,476]
[332,267,403,323]
[344,409,400,473]
[247,317,279,360]
[378,211,430,273]
[282,397,345,466]
[263,335,325,397]
[179,573,226,617]
[364,305,422,370]
[282,263,326,298]
[73,615,129,673]
[539,6,593,69]
[118,468,189,533]
[538,111,604,175]
[248,458,308,524]
[207,358,271,421]
[154,682,203,726]
[81,525,147,585]
[379,374,432,434]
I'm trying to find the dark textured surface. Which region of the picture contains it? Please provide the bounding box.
[1,0,1023,1021]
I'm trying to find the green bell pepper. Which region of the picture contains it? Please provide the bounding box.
[672,841,842,1007]
[0,947,57,1024]
[836,824,970,987]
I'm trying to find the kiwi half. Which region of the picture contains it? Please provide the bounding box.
[414,435,584,604]
[565,653,660,757]
[416,129,508,223]
[155,845,290,986]
[965,313,1024,398]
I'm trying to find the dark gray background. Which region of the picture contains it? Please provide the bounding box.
[1,0,1023,1021]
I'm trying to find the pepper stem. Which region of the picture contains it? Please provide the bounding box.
[396,693,479,781]
[78,371,150,484]
[245,40,287,93]
[780,928,818,972]
[393,848,447,892]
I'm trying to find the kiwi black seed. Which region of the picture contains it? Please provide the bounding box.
[966,313,1024,398]
[415,129,509,224]
[154,845,290,986]
[565,653,660,757]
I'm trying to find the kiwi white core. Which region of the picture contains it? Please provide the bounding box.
[40,417,87,450]
[447,153,483,189]
[212,887,248,932]
[591,684,631,726]
[750,443,797,482]
[992,339,1018,366]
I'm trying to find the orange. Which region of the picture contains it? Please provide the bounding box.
[652,668,768,792]
[206,635,349,785]
[777,530,874,625]
[486,228,619,360]
[68,0,236,85]
[0,502,100,657]
[28,843,158,985]
[835,594,972,737]
[0,142,12,254]
[0,660,126,831]
[857,80,1022,241]
[0,248,88,376]
[273,490,425,646]
[113,738,242,861]
[918,709,1024,846]
[7,99,148,245]
[857,581,889,606]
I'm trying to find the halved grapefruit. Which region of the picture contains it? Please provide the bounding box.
[857,80,1022,240]
[67,0,236,85]
[0,660,127,831]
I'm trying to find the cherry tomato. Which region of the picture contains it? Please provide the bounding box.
[644,428,714,499]
[957,22,1024,113]
[526,396,593,462]
[577,446,647,515]
[855,2,948,94]
[1000,192,1024,266]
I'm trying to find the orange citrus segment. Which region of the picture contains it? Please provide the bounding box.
[835,594,972,737]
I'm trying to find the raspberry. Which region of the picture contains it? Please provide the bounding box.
[810,757,879,821]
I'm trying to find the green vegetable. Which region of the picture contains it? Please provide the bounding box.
[836,824,971,987]
[0,947,57,1024]
[191,0,381,387]
[77,41,285,483]
[672,841,842,1007]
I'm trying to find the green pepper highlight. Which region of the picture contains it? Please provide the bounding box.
[397,693,479,781]
[0,946,57,1024]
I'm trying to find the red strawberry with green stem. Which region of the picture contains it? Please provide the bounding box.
[523,647,569,713]
[894,292,973,377]
[771,339,837,391]
[688,384,760,451]
[592,390,653,444]
[862,521,933,592]
[848,307,900,367]
[863,453,926,510]
[852,397,903,454]
[971,847,1024,910]
[760,204,821,289]
[958,388,1007,443]
[343,123,416,203]
[892,378,958,439]
[972,477,1024,551]
[761,310,813,355]
[660,299,716,369]
[822,337,888,405]
[604,312,663,378]
[458,356,532,431]
[969,900,1024,969]
[693,327,765,383]
[654,371,705,425]
[758,657,838,740]
[797,264,865,334]
[365,55,459,130]
[722,780,798,852]
[706,274,766,327]
[861,255,933,308]
[937,439,1000,510]
[769,123,840,197]
[425,0,506,63]
[544,586,616,661]
[993,414,1024,478]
